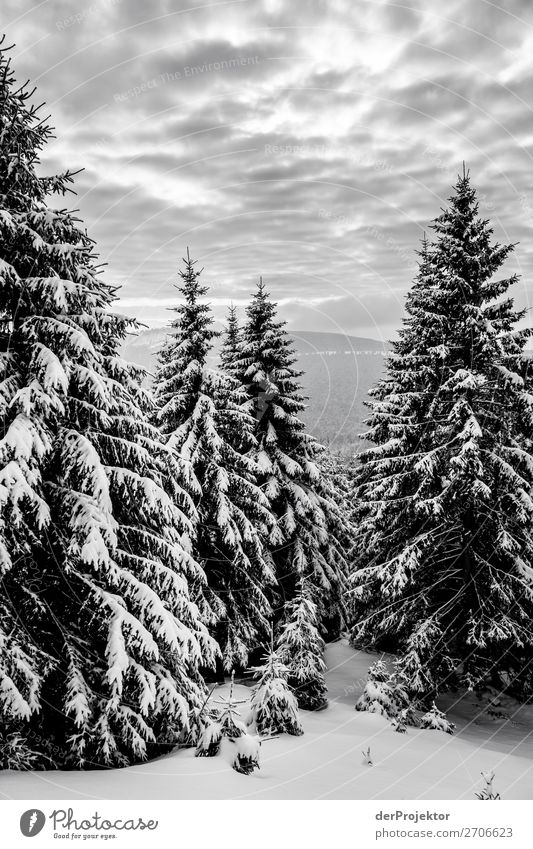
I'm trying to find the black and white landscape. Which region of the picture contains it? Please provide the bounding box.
[1,0,533,806]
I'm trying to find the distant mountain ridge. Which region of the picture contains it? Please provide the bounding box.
[121,328,387,454]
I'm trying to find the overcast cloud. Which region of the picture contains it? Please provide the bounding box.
[4,0,533,340]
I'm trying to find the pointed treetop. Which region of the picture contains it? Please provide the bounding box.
[172,246,209,301]
[415,231,432,265]
[255,276,269,300]
[225,302,238,325]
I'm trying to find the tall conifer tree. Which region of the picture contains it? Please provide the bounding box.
[232,280,347,635]
[351,172,533,700]
[153,254,275,672]
[0,42,215,768]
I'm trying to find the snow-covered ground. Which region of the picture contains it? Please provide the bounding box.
[2,641,532,800]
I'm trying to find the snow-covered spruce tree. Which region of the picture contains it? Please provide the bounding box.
[196,672,260,773]
[350,171,533,702]
[220,304,240,377]
[218,672,261,774]
[420,702,455,734]
[230,279,347,635]
[0,42,215,769]
[153,252,275,672]
[219,304,253,456]
[248,647,303,736]
[355,660,420,732]
[355,660,397,718]
[277,585,328,710]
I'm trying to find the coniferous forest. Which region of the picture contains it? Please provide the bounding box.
[1,33,533,803]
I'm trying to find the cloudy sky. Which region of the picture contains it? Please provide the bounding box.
[4,0,533,340]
